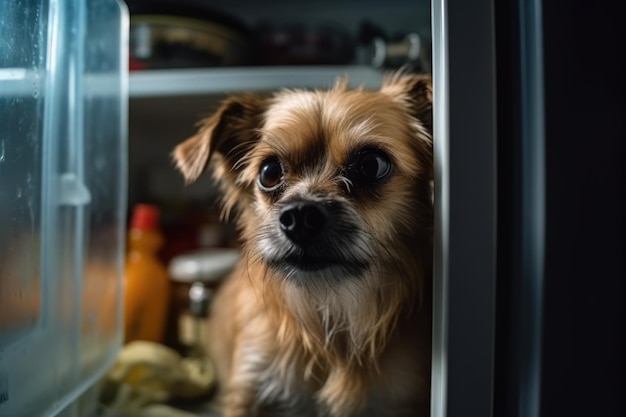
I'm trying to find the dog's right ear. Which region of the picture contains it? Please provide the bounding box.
[173,94,265,184]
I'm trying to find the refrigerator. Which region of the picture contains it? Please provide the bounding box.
[1,0,625,416]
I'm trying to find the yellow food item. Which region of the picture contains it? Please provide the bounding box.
[101,341,216,415]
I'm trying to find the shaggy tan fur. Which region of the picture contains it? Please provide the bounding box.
[173,73,433,417]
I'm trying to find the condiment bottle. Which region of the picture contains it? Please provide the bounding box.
[124,204,170,343]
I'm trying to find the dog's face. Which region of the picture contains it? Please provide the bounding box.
[174,74,432,292]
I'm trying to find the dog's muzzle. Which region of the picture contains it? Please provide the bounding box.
[261,198,370,279]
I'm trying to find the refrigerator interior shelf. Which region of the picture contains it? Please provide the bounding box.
[129,66,385,98]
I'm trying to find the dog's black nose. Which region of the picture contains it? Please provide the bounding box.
[279,201,328,245]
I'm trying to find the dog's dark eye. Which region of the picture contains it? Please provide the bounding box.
[258,158,284,192]
[354,150,391,184]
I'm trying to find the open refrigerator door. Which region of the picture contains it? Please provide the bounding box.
[0,0,128,416]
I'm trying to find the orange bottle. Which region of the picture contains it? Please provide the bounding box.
[124,204,170,343]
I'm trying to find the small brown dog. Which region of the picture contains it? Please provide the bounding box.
[173,73,433,417]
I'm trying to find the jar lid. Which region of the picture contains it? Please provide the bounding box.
[168,248,239,284]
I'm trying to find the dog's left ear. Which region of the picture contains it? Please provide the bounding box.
[381,73,433,184]
[380,73,432,132]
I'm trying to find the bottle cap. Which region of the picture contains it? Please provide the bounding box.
[130,204,160,230]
